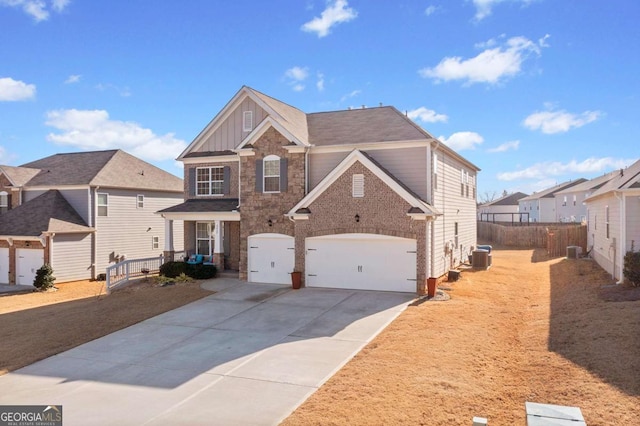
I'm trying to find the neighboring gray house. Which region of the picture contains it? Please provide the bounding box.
[554,171,620,223]
[518,179,587,223]
[0,150,184,285]
[160,86,480,294]
[585,160,640,282]
[478,192,528,223]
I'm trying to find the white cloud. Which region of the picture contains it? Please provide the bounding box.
[439,131,484,151]
[497,157,633,181]
[0,77,36,101]
[407,107,448,123]
[523,108,602,134]
[0,0,70,22]
[340,89,361,102]
[284,66,309,91]
[95,83,131,97]
[424,5,439,16]
[472,0,536,22]
[301,0,357,38]
[64,74,81,84]
[419,35,548,85]
[45,109,187,162]
[316,72,325,91]
[488,140,520,152]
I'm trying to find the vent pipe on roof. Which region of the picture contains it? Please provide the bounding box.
[361,105,365,109]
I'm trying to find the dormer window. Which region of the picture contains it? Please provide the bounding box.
[243,111,253,132]
[263,155,281,192]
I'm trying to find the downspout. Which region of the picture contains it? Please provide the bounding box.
[431,140,440,278]
[614,191,625,284]
[238,154,242,207]
[91,186,99,280]
[304,145,310,195]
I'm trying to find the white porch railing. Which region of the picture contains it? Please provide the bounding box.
[105,255,165,294]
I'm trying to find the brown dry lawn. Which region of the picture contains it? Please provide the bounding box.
[0,278,210,375]
[283,247,640,426]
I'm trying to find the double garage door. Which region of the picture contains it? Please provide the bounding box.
[248,233,417,293]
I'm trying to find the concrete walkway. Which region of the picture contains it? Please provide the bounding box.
[0,279,414,425]
[0,284,35,294]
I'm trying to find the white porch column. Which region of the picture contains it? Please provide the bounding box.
[164,218,174,251]
[213,220,224,271]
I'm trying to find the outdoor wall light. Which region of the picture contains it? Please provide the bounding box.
[355,214,360,223]
[268,219,273,227]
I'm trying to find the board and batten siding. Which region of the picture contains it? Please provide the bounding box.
[94,189,184,275]
[431,149,477,278]
[197,98,268,153]
[51,233,93,282]
[308,147,429,198]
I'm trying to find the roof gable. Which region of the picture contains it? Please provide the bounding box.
[0,190,93,236]
[586,159,640,200]
[287,149,440,217]
[520,179,588,201]
[0,165,41,187]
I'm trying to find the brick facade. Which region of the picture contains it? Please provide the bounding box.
[238,127,305,280]
[293,162,428,293]
[0,238,48,285]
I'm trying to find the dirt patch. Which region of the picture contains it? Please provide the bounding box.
[282,248,640,426]
[0,278,211,375]
[599,283,640,302]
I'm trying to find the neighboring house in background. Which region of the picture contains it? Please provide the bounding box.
[584,160,640,282]
[554,171,620,223]
[159,86,480,294]
[478,192,528,223]
[518,179,587,223]
[0,150,184,285]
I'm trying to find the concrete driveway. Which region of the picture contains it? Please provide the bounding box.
[0,279,414,425]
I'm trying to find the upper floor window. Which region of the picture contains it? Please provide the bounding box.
[197,167,224,196]
[433,153,438,190]
[562,196,567,206]
[137,194,144,208]
[573,195,577,206]
[243,111,253,132]
[605,205,610,239]
[97,193,108,217]
[152,236,159,249]
[263,155,281,192]
[0,191,8,214]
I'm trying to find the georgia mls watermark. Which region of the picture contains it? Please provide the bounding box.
[0,405,62,426]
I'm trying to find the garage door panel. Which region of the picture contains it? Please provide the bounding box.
[248,234,295,285]
[306,234,417,293]
[16,248,44,286]
[0,247,8,284]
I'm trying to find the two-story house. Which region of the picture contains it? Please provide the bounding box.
[554,170,619,223]
[478,192,528,223]
[585,160,640,282]
[159,86,480,294]
[518,179,587,223]
[0,149,184,285]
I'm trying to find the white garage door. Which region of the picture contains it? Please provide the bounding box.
[0,247,8,284]
[16,248,44,286]
[306,234,417,293]
[248,233,295,285]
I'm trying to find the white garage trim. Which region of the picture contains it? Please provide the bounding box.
[248,233,295,285]
[306,233,417,293]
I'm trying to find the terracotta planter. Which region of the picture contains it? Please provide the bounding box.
[427,277,437,297]
[290,271,302,290]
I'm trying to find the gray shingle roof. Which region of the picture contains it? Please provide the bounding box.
[248,87,310,145]
[0,190,93,236]
[307,107,433,146]
[18,149,182,192]
[481,192,529,207]
[519,179,588,201]
[158,198,240,213]
[587,159,640,199]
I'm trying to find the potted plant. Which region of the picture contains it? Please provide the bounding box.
[290,271,302,289]
[427,277,437,297]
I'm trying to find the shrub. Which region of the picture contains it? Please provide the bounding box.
[33,264,56,291]
[159,261,187,278]
[186,264,217,280]
[623,251,640,287]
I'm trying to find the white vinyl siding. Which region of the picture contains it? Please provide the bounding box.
[197,98,268,152]
[431,151,477,278]
[22,189,91,224]
[51,233,92,282]
[309,147,428,198]
[94,189,184,275]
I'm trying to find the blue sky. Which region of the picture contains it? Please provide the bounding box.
[1,0,638,200]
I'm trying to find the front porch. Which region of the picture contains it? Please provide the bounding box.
[158,198,241,273]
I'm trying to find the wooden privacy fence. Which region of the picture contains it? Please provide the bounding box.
[477,222,587,256]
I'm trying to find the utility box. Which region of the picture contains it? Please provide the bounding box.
[566,246,582,259]
[472,249,490,270]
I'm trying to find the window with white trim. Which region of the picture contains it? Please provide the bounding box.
[460,169,465,196]
[562,196,567,206]
[152,236,159,249]
[0,191,8,214]
[137,194,144,208]
[263,155,280,192]
[197,166,224,196]
[97,193,108,217]
[433,153,438,190]
[243,111,253,132]
[352,174,364,197]
[454,222,459,248]
[573,195,577,206]
[196,222,214,256]
[605,205,610,239]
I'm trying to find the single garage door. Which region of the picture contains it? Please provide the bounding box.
[16,248,44,286]
[248,233,295,285]
[0,247,8,284]
[306,233,417,292]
